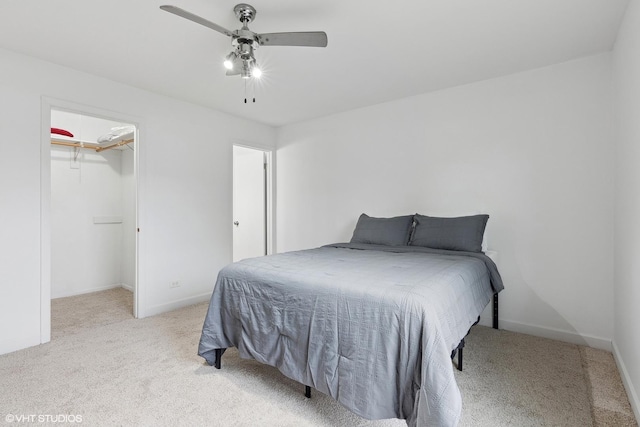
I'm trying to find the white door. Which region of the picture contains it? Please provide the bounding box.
[233,146,266,262]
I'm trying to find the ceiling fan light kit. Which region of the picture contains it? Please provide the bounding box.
[160,3,327,83]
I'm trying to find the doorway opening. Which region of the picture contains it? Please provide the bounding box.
[233,145,272,262]
[49,108,138,338]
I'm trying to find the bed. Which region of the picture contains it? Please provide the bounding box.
[198,214,503,427]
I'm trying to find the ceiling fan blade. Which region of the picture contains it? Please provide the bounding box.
[257,32,328,47]
[160,5,234,37]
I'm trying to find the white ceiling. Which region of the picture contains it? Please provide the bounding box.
[0,0,629,127]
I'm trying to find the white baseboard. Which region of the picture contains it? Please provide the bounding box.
[494,318,612,351]
[52,283,123,299]
[141,292,212,318]
[612,341,640,422]
[120,283,134,292]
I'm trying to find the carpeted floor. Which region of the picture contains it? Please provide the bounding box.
[51,287,134,339]
[0,289,636,426]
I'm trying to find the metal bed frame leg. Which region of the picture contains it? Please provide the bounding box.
[456,339,465,371]
[493,293,499,330]
[304,385,311,398]
[448,293,499,371]
[214,349,222,369]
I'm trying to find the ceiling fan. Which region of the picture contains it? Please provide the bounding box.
[160,4,328,80]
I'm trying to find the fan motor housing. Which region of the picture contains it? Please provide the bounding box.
[237,42,254,59]
[234,4,256,24]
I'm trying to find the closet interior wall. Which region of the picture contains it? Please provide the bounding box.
[50,110,135,299]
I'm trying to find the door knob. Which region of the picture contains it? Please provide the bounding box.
[233,221,239,226]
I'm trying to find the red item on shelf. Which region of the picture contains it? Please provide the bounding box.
[51,128,74,137]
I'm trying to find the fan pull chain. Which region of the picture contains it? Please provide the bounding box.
[242,79,256,104]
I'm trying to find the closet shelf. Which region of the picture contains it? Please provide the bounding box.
[51,137,134,152]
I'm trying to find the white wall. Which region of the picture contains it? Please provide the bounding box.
[277,53,614,349]
[51,146,124,298]
[0,47,276,355]
[613,0,640,418]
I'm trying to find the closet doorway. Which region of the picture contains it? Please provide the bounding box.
[49,108,138,337]
[232,145,272,262]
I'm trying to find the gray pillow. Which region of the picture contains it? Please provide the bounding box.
[409,214,489,252]
[350,214,414,246]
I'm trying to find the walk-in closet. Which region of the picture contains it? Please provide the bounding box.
[50,109,137,337]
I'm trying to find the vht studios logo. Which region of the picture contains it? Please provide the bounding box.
[5,414,83,423]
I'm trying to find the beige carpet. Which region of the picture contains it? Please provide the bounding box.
[582,346,638,426]
[51,287,133,339]
[0,291,636,426]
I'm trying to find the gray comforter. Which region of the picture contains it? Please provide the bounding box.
[198,243,502,426]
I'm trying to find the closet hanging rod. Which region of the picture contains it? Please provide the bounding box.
[51,138,100,150]
[51,138,134,153]
[96,138,134,152]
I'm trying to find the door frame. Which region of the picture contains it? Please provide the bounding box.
[232,142,275,257]
[40,97,145,343]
